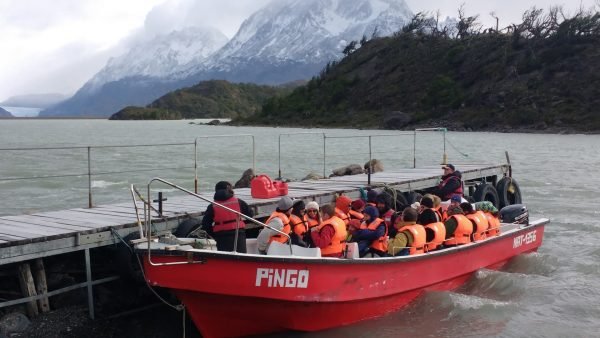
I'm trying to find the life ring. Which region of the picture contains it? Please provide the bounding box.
[473,183,500,208]
[496,177,522,208]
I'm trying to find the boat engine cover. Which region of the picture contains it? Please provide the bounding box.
[499,204,529,225]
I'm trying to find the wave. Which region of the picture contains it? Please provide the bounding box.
[91,180,127,188]
[501,252,558,276]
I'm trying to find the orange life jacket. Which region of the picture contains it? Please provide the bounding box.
[306,216,320,229]
[433,207,443,222]
[444,214,472,246]
[466,211,489,241]
[424,221,446,252]
[289,214,308,236]
[361,218,388,252]
[348,209,364,221]
[485,212,501,236]
[316,216,347,256]
[335,207,350,226]
[212,197,245,232]
[398,223,427,255]
[381,209,395,230]
[266,211,291,244]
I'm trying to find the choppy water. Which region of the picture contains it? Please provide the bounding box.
[1,120,599,337]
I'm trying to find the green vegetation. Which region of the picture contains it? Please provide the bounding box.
[241,6,600,131]
[109,80,291,120]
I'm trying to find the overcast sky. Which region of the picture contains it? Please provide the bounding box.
[0,0,597,103]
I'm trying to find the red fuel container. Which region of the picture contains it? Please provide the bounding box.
[251,175,288,199]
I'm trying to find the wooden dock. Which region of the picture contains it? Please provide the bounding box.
[0,162,508,317]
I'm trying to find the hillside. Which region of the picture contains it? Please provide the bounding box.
[109,80,290,120]
[0,107,13,118]
[240,8,600,132]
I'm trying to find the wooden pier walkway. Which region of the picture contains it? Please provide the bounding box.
[0,163,508,265]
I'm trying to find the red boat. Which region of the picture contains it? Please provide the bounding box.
[139,217,547,338]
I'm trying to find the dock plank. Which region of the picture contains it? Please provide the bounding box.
[0,216,94,232]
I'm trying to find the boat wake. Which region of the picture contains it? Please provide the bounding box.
[501,252,558,276]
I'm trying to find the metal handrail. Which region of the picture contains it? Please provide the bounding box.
[195,134,255,193]
[144,177,293,266]
[277,132,326,179]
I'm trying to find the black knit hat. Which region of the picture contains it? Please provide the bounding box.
[214,181,232,191]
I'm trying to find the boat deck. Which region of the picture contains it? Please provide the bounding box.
[0,163,508,265]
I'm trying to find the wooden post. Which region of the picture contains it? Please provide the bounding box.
[17,263,39,317]
[32,258,50,313]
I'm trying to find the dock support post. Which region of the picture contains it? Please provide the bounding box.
[17,263,39,317]
[85,248,95,319]
[323,134,326,178]
[194,139,198,194]
[87,146,93,208]
[32,259,50,313]
[368,136,372,185]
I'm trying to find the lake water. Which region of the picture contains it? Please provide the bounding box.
[1,120,599,337]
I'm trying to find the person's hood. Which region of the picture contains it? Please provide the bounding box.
[213,189,234,201]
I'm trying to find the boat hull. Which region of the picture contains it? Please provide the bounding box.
[142,222,546,337]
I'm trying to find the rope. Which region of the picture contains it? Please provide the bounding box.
[445,138,470,158]
[110,228,184,312]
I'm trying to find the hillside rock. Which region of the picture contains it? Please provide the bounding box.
[331,164,364,177]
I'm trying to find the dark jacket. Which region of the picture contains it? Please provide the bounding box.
[435,171,462,200]
[201,189,253,233]
[418,208,440,226]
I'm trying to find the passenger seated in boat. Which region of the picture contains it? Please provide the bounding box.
[443,206,473,246]
[289,200,309,248]
[351,206,388,257]
[201,181,253,253]
[434,164,463,201]
[309,204,347,258]
[375,193,396,237]
[461,202,489,241]
[304,201,321,247]
[334,195,352,226]
[474,201,501,236]
[349,199,365,221]
[366,189,379,207]
[257,196,294,254]
[431,195,444,220]
[388,207,426,256]
[417,195,440,226]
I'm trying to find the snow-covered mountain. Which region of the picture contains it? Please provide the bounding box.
[42,0,413,117]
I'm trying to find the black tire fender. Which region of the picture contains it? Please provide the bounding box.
[496,177,522,208]
[473,183,500,209]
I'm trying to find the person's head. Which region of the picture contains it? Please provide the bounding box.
[447,206,464,216]
[351,199,365,212]
[442,163,455,175]
[362,205,379,222]
[306,201,320,219]
[432,195,441,208]
[402,206,418,222]
[460,202,474,214]
[375,193,392,213]
[421,196,434,209]
[450,195,462,207]
[277,196,294,215]
[320,204,335,220]
[367,189,379,203]
[214,181,233,193]
[292,200,306,217]
[335,195,352,213]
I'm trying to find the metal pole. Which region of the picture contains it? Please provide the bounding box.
[87,147,92,208]
[413,130,417,168]
[323,134,327,178]
[84,248,95,319]
[368,136,372,185]
[194,139,198,194]
[442,129,448,165]
[252,136,256,174]
[278,134,282,179]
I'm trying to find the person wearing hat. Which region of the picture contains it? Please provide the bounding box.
[289,200,309,247]
[335,195,352,225]
[366,189,379,207]
[443,205,473,246]
[351,205,387,257]
[388,207,426,256]
[375,193,396,237]
[201,181,253,253]
[310,204,348,257]
[304,201,321,247]
[257,196,294,254]
[417,195,440,226]
[434,164,463,201]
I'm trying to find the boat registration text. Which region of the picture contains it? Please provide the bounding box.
[513,230,537,248]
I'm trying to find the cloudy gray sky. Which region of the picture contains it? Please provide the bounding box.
[0,0,597,102]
